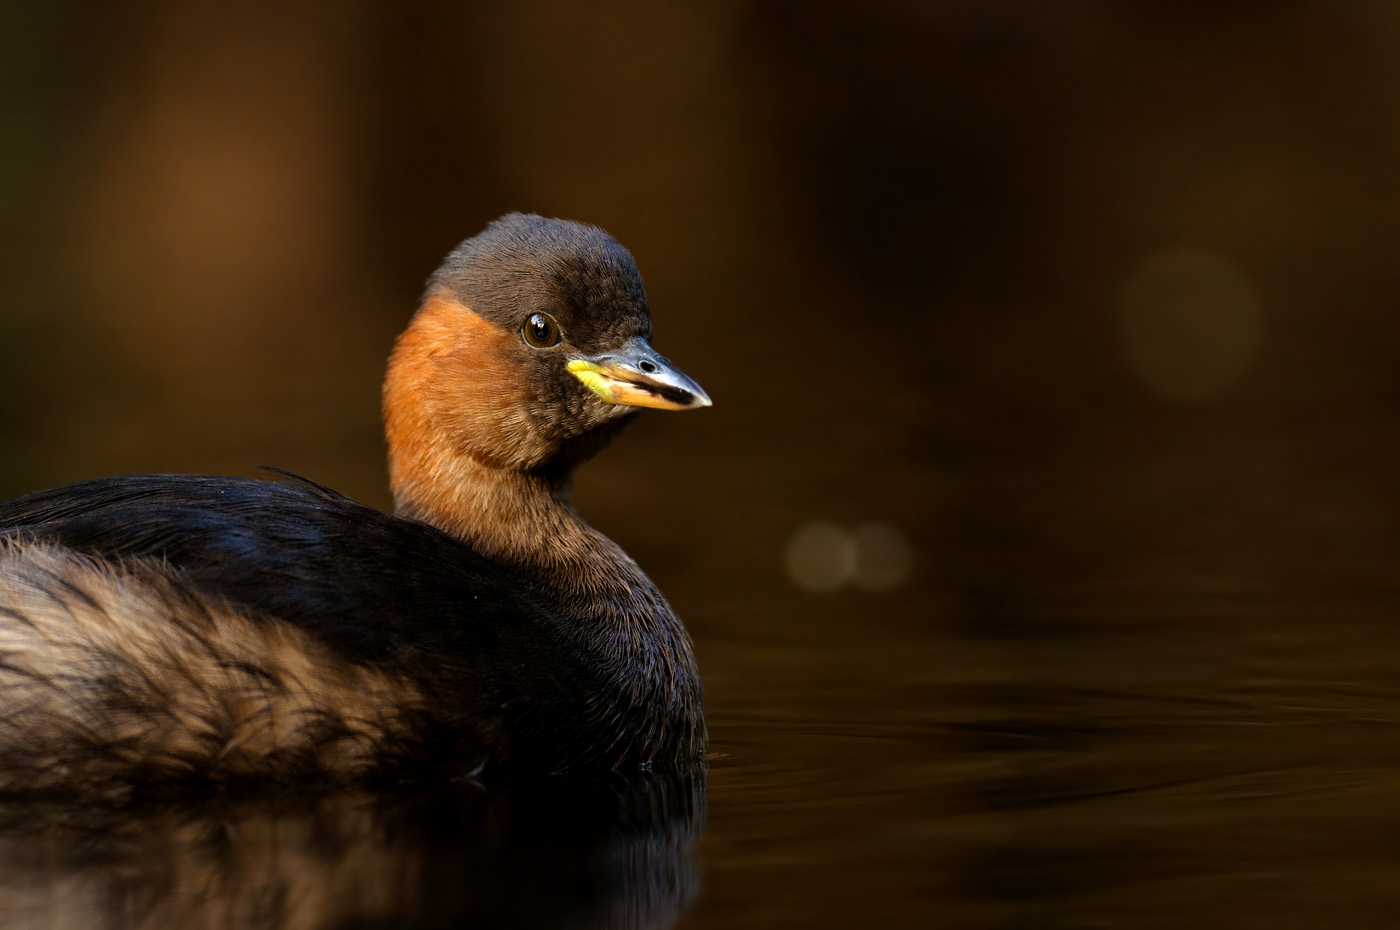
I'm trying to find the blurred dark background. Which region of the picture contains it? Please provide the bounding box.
[5,2,1400,927]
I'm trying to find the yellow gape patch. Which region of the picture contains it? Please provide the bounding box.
[566,359,619,403]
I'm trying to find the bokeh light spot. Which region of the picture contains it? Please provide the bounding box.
[784,521,856,593]
[1122,249,1262,401]
[851,522,913,592]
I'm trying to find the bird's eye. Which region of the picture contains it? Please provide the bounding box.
[523,312,562,348]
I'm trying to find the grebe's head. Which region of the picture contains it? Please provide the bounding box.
[384,214,710,484]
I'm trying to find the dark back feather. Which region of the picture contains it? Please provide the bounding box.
[0,474,633,773]
[0,475,536,664]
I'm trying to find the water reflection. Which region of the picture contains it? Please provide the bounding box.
[0,769,704,929]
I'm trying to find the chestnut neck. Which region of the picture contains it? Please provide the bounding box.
[382,296,705,760]
[390,449,637,604]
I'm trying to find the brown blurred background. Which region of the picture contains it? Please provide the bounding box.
[5,2,1400,927]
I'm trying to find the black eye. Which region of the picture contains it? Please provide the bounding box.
[523,312,561,348]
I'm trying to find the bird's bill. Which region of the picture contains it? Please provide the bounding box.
[567,339,712,411]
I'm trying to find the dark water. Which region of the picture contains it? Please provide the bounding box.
[700,601,1400,929]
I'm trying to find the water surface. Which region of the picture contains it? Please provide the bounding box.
[8,574,1396,928]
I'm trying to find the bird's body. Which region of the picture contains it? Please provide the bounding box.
[0,214,709,794]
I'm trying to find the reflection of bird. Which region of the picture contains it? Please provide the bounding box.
[0,770,704,928]
[0,214,710,792]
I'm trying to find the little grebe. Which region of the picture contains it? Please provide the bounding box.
[0,214,710,792]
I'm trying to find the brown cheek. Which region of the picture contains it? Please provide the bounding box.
[441,303,525,408]
[395,295,532,467]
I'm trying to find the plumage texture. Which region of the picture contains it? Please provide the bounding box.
[0,214,707,793]
[0,539,422,793]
